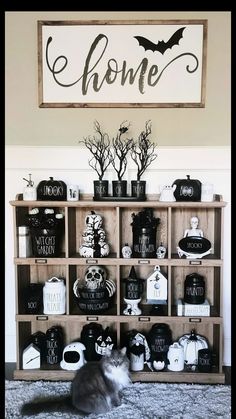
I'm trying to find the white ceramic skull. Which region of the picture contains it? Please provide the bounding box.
[122,243,132,258]
[156,243,167,259]
[84,266,106,289]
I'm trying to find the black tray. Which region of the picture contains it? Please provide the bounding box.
[93,196,147,201]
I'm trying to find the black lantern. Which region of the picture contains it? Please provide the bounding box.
[131,208,160,258]
[184,273,205,304]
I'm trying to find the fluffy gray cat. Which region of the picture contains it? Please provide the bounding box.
[21,347,131,416]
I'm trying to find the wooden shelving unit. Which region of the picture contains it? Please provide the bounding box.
[10,194,226,383]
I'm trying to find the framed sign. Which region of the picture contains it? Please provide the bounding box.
[38,20,207,108]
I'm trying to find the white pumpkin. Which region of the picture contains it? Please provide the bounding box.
[178,329,208,365]
[85,211,103,230]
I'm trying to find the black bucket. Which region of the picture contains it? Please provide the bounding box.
[31,228,62,257]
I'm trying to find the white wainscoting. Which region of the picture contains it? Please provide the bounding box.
[5,145,231,365]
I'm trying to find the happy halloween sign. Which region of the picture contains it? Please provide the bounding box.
[38,20,207,107]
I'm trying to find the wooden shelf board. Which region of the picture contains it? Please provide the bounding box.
[13,369,225,384]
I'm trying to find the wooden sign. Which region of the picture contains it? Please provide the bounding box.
[38,20,207,108]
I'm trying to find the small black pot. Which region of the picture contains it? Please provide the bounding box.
[131,180,146,199]
[112,180,127,197]
[93,180,109,199]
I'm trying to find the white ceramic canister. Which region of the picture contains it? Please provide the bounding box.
[201,183,214,202]
[18,226,32,257]
[43,277,66,315]
[130,351,145,371]
[23,174,37,201]
[67,184,79,201]
[167,342,185,371]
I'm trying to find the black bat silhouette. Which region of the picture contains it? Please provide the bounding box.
[134,27,186,55]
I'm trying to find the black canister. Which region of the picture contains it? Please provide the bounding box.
[184,273,205,304]
[45,326,64,365]
[131,209,160,258]
[80,322,103,361]
[24,283,43,314]
[147,323,172,363]
[124,266,144,300]
[198,348,212,372]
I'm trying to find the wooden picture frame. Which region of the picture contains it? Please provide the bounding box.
[38,20,207,108]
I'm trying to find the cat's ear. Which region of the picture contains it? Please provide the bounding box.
[120,347,127,355]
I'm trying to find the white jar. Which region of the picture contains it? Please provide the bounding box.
[43,277,66,315]
[23,185,37,201]
[67,185,79,201]
[130,351,144,371]
[201,183,214,202]
[167,342,184,371]
[18,226,32,257]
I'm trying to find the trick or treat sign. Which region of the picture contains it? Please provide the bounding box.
[38,20,207,107]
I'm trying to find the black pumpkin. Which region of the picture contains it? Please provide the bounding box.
[172,175,201,201]
[37,177,67,201]
[95,327,117,357]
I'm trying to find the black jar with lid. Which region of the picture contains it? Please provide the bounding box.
[184,273,205,304]
[147,323,172,365]
[45,326,64,365]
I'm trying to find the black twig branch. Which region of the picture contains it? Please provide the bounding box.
[79,120,112,180]
[130,120,158,180]
[111,121,133,181]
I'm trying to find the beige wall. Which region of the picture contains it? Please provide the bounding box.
[5,11,231,146]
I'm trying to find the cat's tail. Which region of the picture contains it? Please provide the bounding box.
[20,395,76,416]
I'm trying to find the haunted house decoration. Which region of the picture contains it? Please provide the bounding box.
[131,208,160,258]
[79,211,110,258]
[146,265,167,316]
[73,265,116,314]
